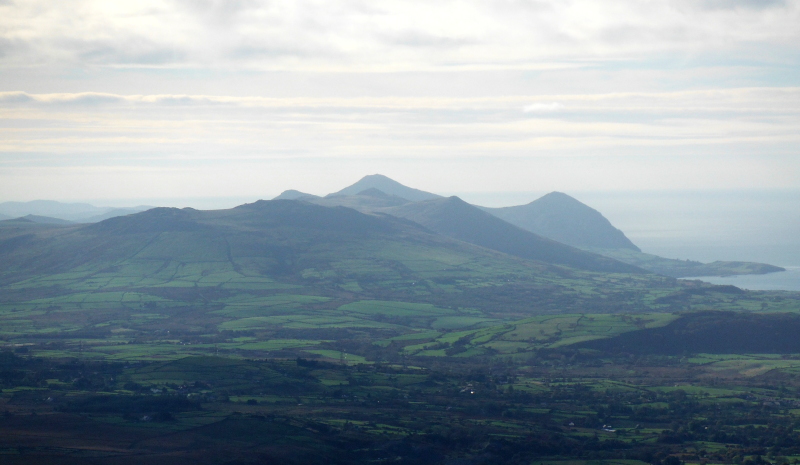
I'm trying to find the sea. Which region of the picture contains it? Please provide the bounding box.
[681,267,800,292]
[459,189,800,292]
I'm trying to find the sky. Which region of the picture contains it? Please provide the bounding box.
[1,0,799,204]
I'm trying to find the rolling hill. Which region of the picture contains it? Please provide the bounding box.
[0,196,798,363]
[1,197,720,342]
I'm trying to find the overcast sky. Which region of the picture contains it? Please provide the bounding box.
[1,0,798,204]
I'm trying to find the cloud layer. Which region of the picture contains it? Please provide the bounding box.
[0,1,798,201]
[1,0,798,71]
[0,88,797,200]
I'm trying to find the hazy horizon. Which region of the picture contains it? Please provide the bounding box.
[1,1,799,203]
[2,1,798,266]
[4,185,798,267]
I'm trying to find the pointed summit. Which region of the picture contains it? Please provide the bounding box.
[273,189,319,201]
[484,192,640,251]
[331,174,441,202]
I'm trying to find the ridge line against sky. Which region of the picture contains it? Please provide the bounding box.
[0,0,798,201]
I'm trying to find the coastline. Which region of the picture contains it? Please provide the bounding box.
[681,266,800,292]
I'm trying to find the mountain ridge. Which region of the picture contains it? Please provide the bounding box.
[383,196,646,274]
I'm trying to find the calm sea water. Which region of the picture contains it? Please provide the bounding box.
[681,267,800,292]
[461,189,800,291]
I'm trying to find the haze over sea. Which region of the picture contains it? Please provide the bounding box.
[457,189,800,291]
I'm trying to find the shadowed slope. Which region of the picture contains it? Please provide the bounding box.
[577,311,800,354]
[484,192,640,251]
[385,196,646,274]
[308,188,410,212]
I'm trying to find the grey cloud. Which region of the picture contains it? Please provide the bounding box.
[174,0,269,28]
[386,30,474,49]
[0,36,30,59]
[0,91,33,104]
[0,92,127,106]
[699,0,786,10]
[77,40,187,65]
[597,24,698,47]
[491,0,553,13]
[230,43,315,59]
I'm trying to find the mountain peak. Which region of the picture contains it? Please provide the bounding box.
[332,174,441,202]
[273,190,319,201]
[486,192,640,252]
